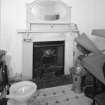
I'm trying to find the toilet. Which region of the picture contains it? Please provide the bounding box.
[6,81,37,105]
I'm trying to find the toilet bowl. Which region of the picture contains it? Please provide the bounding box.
[6,81,37,105]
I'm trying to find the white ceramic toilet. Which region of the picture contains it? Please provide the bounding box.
[6,81,37,105]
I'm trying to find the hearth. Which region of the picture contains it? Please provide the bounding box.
[33,41,64,82]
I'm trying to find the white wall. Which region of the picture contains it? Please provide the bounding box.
[1,0,27,76]
[0,0,105,76]
[64,0,105,34]
[0,0,1,44]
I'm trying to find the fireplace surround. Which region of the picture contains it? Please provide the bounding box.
[18,0,79,80]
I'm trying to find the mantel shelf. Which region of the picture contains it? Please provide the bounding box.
[29,22,71,25]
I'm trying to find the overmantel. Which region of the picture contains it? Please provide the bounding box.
[26,0,71,24]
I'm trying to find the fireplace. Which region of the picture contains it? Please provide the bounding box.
[18,0,79,84]
[33,41,65,81]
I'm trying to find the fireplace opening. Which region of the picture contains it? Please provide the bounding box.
[33,41,65,88]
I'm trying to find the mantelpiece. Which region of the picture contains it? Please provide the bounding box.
[18,24,79,80]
